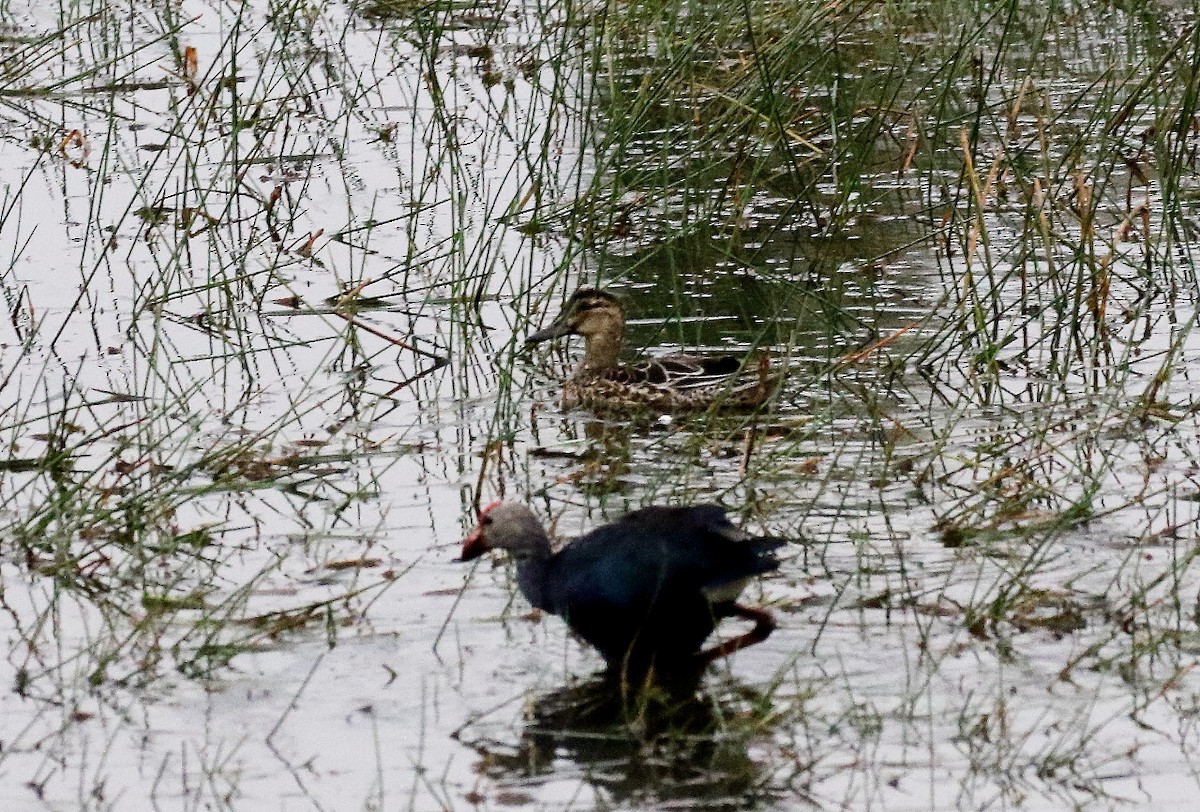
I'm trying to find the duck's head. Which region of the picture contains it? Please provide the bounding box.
[525,289,625,346]
[459,501,550,561]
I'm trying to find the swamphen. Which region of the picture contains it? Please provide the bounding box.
[460,501,782,688]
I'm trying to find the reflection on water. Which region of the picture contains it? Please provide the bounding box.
[4,0,1200,807]
[458,677,791,810]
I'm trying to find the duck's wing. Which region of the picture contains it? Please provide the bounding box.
[617,352,778,395]
[627,353,738,388]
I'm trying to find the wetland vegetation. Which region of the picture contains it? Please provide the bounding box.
[2,0,1200,808]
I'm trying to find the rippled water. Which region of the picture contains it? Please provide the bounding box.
[4,0,1200,809]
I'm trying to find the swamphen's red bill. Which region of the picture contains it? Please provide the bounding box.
[458,501,503,561]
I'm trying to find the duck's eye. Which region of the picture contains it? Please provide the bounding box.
[481,515,493,526]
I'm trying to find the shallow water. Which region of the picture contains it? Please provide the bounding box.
[4,0,1200,809]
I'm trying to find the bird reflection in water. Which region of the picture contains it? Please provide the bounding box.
[456,677,781,809]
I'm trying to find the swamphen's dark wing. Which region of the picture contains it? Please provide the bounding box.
[540,505,781,678]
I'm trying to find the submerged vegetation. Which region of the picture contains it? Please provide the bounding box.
[2,0,1200,807]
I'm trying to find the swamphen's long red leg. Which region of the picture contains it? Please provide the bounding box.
[697,603,776,665]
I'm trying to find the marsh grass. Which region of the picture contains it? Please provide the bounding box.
[3,0,1200,807]
[522,0,1200,806]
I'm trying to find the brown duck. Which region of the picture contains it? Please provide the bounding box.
[525,289,779,413]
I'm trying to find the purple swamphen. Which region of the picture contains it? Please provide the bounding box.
[460,501,782,687]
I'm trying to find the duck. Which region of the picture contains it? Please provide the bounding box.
[524,289,780,413]
[459,501,782,689]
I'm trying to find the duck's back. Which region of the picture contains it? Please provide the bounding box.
[569,354,779,412]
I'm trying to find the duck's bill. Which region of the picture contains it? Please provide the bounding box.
[458,526,490,561]
[525,320,573,344]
